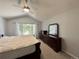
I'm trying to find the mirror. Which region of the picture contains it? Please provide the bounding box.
[48,23,59,37]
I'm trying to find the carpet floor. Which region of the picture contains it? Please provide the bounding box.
[39,40,72,59]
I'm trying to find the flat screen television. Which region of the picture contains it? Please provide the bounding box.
[48,23,59,37]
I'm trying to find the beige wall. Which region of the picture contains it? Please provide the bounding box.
[42,8,79,58]
[6,15,42,36]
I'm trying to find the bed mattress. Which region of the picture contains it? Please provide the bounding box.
[0,35,40,59]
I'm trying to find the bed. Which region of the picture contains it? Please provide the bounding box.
[0,35,41,59]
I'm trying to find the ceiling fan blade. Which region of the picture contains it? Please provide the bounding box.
[18,0,21,4]
[25,0,28,3]
[30,0,40,5]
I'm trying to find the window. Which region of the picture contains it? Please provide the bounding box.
[17,23,36,36]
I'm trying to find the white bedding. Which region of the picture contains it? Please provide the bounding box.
[0,35,40,59]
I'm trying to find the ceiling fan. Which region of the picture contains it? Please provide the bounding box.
[15,0,30,12]
[14,0,37,18]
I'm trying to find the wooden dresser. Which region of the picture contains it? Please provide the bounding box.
[39,34,62,52]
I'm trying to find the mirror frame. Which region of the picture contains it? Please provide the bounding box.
[48,23,59,37]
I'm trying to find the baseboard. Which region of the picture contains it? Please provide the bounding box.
[63,50,79,59]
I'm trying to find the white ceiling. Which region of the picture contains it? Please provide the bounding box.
[0,0,79,21]
[0,0,27,18]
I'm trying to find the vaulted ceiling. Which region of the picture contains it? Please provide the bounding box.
[0,0,79,21]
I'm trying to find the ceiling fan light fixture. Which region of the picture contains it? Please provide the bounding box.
[23,6,30,12]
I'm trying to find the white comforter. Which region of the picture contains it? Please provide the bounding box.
[0,35,40,59]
